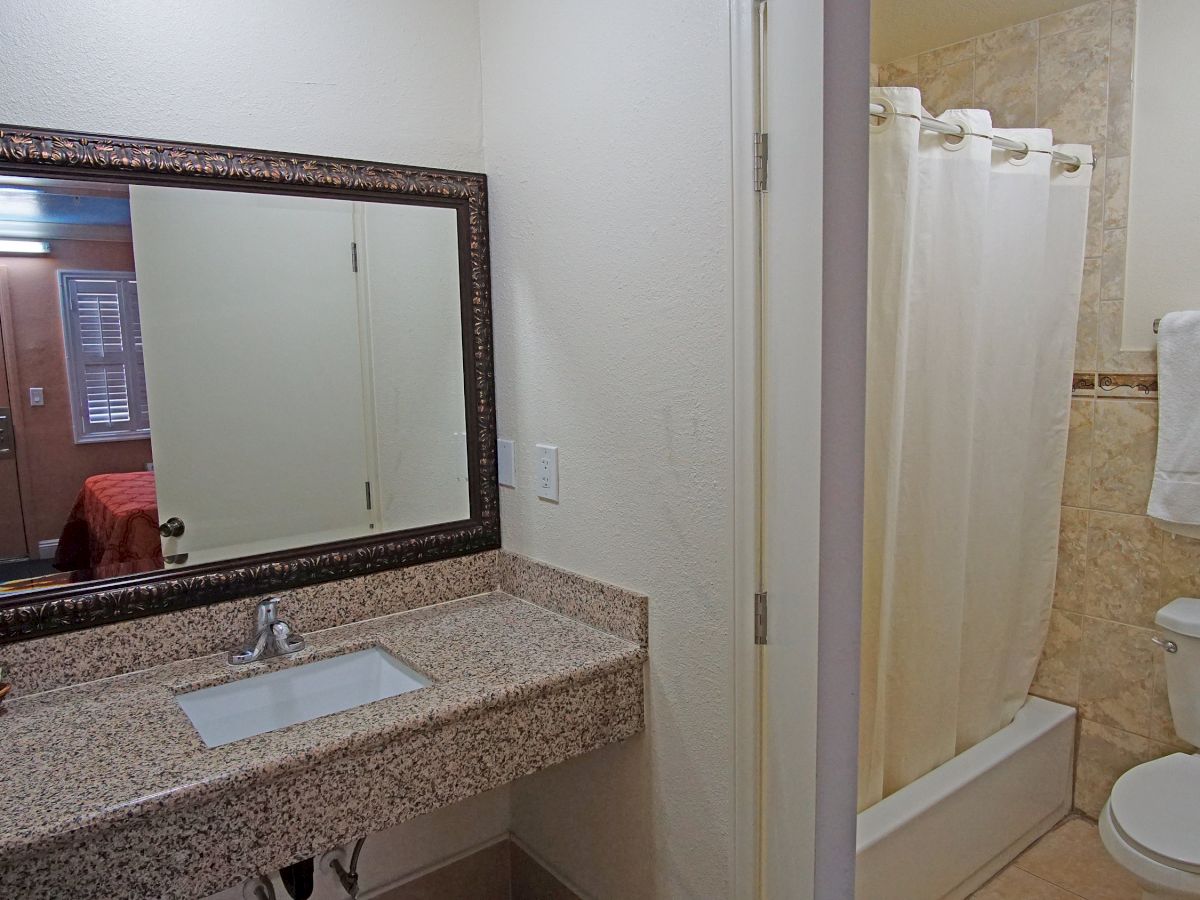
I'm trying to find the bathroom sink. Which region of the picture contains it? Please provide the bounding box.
[176,646,430,748]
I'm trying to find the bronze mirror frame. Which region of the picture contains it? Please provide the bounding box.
[0,124,498,643]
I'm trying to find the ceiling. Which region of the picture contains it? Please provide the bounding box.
[872,0,1098,63]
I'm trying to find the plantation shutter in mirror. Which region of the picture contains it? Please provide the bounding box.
[60,271,151,442]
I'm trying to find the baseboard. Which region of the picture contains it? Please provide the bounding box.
[365,834,581,900]
[36,539,57,561]
[510,834,590,900]
[361,835,508,899]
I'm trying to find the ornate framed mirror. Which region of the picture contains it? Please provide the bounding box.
[0,124,498,642]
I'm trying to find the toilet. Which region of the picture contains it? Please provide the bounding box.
[1099,597,1200,899]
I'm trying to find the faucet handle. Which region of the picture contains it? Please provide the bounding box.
[255,597,281,632]
[271,620,306,656]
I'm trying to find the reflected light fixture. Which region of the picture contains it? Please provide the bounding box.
[0,239,50,255]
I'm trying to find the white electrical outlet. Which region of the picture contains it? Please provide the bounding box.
[534,443,558,501]
[497,438,516,487]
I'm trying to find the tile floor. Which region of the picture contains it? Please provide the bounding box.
[970,817,1144,899]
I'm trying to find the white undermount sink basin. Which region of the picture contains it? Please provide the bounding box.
[176,646,430,748]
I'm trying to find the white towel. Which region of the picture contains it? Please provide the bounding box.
[1148,311,1200,538]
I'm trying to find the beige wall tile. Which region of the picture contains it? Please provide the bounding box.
[1107,77,1133,160]
[878,56,918,88]
[1037,24,1110,145]
[1090,398,1157,514]
[976,21,1038,56]
[1099,299,1157,374]
[1074,259,1100,372]
[1160,531,1200,606]
[1079,616,1154,735]
[1085,156,1105,258]
[1075,719,1173,818]
[1107,3,1136,157]
[1102,156,1130,229]
[1038,0,1113,39]
[919,38,974,72]
[974,23,1037,127]
[1055,507,1089,612]
[1032,609,1083,704]
[918,59,974,116]
[1062,399,1094,508]
[1101,228,1126,300]
[1084,510,1163,627]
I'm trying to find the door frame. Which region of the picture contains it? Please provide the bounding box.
[0,268,34,559]
[811,0,869,893]
[732,0,868,897]
[731,0,764,896]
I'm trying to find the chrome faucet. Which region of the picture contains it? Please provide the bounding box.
[229,597,305,665]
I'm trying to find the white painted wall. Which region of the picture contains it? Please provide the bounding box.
[5,2,759,896]
[1120,0,1200,350]
[2,2,509,892]
[479,3,737,897]
[0,0,484,171]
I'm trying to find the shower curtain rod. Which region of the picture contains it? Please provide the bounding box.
[869,102,1087,169]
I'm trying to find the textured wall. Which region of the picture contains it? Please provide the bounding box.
[0,0,484,171]
[5,2,744,894]
[479,2,736,897]
[879,0,1197,819]
[1,2,512,890]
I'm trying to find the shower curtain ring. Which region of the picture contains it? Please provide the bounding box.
[870,97,896,133]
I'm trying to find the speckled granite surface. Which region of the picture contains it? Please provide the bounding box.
[0,592,645,900]
[499,552,648,647]
[1,550,498,698]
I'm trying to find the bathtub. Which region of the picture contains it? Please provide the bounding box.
[855,696,1076,900]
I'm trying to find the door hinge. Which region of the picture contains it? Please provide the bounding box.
[753,132,768,193]
[754,591,768,644]
[351,241,359,273]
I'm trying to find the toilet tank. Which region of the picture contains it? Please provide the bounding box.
[1156,597,1200,746]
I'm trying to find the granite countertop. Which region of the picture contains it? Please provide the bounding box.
[0,591,645,899]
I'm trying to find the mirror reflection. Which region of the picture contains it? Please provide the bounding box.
[0,177,470,594]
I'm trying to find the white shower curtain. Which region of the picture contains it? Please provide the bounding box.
[859,87,1092,810]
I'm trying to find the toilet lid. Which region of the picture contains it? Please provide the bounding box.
[1109,753,1200,874]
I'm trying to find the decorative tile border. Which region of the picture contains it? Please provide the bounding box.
[1097,373,1158,398]
[1072,372,1158,399]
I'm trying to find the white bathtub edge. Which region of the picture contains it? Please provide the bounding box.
[855,697,1076,900]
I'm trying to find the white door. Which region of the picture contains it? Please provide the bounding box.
[354,202,471,532]
[129,186,372,564]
